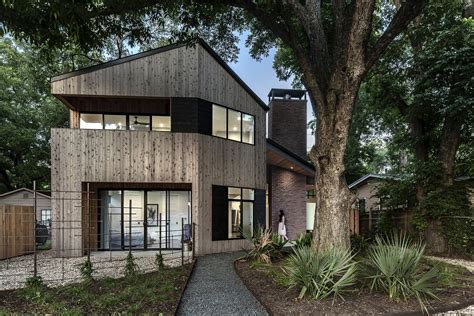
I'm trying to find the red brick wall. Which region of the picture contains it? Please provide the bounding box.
[270,166,307,239]
[268,99,307,158]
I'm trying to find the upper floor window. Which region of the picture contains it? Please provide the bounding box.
[104,115,126,130]
[80,113,103,129]
[212,104,255,144]
[130,115,151,131]
[79,113,170,132]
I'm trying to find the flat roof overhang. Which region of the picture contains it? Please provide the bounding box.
[266,139,315,177]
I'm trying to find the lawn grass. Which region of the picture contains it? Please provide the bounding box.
[0,264,192,315]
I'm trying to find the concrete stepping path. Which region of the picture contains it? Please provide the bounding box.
[177,252,268,315]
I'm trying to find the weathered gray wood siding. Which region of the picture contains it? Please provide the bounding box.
[51,42,266,256]
[51,129,265,256]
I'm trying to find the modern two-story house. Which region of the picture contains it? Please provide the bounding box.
[50,40,313,257]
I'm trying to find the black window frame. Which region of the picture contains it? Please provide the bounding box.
[211,103,255,145]
[227,187,255,240]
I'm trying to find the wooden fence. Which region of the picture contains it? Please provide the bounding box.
[359,208,414,236]
[0,204,35,260]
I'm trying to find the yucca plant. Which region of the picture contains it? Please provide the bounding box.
[242,226,275,263]
[271,233,288,256]
[362,234,438,311]
[282,246,357,300]
[294,231,312,248]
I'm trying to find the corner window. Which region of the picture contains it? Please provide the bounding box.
[242,114,255,144]
[212,105,227,138]
[227,109,241,142]
[80,114,103,129]
[152,116,171,132]
[104,115,126,130]
[212,104,255,144]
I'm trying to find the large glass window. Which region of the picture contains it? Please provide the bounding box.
[104,114,127,130]
[212,104,255,144]
[80,113,172,132]
[227,187,255,239]
[212,105,227,138]
[100,189,191,250]
[227,109,242,142]
[80,113,103,129]
[100,190,122,249]
[129,115,151,131]
[152,116,171,132]
[242,114,255,144]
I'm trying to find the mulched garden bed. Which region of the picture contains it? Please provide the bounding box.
[235,258,474,315]
[0,263,194,315]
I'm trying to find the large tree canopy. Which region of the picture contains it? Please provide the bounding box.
[0,0,426,250]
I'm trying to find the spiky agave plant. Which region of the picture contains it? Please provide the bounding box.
[282,246,357,300]
[242,225,275,264]
[363,234,438,311]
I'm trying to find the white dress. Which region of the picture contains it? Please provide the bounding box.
[278,216,287,239]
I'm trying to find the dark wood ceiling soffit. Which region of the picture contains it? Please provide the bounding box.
[60,95,171,115]
[267,148,315,177]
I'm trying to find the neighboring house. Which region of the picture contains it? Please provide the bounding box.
[349,174,410,235]
[348,174,400,213]
[50,39,312,257]
[0,188,52,227]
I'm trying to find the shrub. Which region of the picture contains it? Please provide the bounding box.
[155,253,165,270]
[350,235,370,254]
[271,233,288,256]
[282,246,357,300]
[124,252,139,278]
[243,226,280,263]
[362,234,438,310]
[25,275,45,289]
[294,232,312,248]
[80,257,94,282]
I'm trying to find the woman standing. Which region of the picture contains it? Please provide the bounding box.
[278,210,288,240]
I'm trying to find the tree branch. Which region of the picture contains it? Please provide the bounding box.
[365,0,426,70]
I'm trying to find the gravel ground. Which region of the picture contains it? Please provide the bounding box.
[177,252,268,316]
[434,305,474,315]
[426,256,474,273]
[0,250,191,290]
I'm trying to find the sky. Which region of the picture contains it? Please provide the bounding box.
[228,37,315,151]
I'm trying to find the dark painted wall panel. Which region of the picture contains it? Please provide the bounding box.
[212,185,228,241]
[254,189,266,228]
[171,97,212,135]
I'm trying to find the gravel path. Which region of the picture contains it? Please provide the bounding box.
[425,256,474,273]
[0,250,191,290]
[177,252,268,316]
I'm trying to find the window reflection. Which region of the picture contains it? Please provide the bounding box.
[80,113,103,129]
[129,115,150,131]
[104,115,126,130]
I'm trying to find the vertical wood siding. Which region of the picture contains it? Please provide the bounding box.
[51,129,266,256]
[51,42,267,256]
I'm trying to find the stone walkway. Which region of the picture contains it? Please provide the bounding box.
[177,252,268,316]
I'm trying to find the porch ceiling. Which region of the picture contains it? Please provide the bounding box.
[266,139,315,177]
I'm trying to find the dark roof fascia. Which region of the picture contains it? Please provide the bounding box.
[348,174,401,189]
[0,187,51,199]
[266,138,314,172]
[51,39,269,112]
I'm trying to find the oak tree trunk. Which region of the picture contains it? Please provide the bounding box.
[308,79,359,251]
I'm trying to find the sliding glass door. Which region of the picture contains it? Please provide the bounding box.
[99,189,191,250]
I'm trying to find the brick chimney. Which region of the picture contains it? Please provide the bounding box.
[268,88,307,158]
